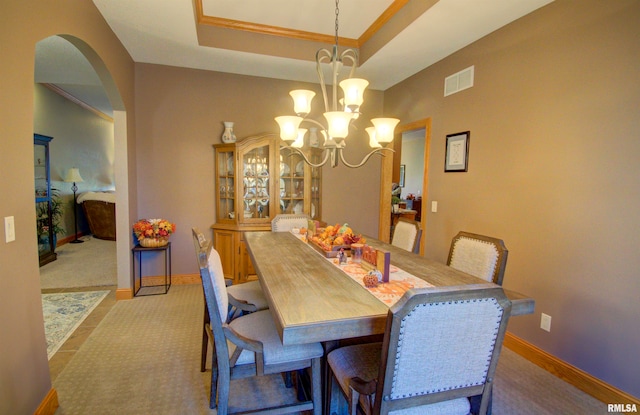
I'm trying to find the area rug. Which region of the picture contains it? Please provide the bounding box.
[42,290,109,359]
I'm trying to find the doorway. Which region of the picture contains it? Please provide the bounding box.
[378,118,431,254]
[34,35,131,295]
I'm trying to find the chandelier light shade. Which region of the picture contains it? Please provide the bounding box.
[290,90,316,116]
[339,78,368,110]
[275,0,398,168]
[370,118,400,143]
[366,127,382,149]
[275,116,303,144]
[323,111,353,140]
[292,128,307,148]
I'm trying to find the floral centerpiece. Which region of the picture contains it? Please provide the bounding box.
[133,218,176,247]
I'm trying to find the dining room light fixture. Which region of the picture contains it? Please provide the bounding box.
[274,0,399,168]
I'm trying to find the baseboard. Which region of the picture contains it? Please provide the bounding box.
[504,332,639,405]
[115,288,133,300]
[56,232,88,247]
[141,273,201,286]
[116,274,201,301]
[34,388,58,415]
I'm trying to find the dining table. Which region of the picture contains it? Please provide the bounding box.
[244,231,535,346]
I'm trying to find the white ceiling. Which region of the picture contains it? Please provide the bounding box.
[35,0,554,117]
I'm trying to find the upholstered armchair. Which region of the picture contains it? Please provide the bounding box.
[447,231,509,285]
[327,284,512,415]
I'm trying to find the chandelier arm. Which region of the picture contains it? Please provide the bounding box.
[338,147,395,169]
[281,146,331,169]
[316,49,332,113]
[340,49,358,78]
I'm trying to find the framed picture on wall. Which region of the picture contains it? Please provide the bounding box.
[445,131,470,172]
[399,164,406,187]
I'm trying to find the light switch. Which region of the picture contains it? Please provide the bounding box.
[4,216,15,243]
[431,201,438,213]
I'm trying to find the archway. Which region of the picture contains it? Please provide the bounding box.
[34,35,131,294]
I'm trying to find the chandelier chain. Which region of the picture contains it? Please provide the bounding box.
[334,0,340,47]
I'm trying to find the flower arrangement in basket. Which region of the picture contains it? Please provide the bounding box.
[133,218,176,247]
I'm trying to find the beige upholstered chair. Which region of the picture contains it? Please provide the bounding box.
[271,213,311,232]
[447,231,509,285]
[391,218,422,254]
[191,228,269,372]
[196,242,323,414]
[327,284,512,415]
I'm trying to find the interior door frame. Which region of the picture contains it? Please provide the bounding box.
[378,118,431,254]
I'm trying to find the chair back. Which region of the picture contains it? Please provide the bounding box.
[447,231,508,285]
[271,213,310,232]
[191,227,208,263]
[196,242,230,326]
[374,284,511,415]
[391,218,422,253]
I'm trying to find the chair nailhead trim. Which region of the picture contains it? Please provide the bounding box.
[389,298,503,399]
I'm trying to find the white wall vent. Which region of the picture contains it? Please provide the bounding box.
[444,66,474,97]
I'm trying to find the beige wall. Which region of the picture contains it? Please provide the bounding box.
[0,1,135,413]
[385,0,640,397]
[134,63,385,275]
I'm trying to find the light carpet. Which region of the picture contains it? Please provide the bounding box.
[43,290,109,359]
[40,236,116,289]
[53,285,606,415]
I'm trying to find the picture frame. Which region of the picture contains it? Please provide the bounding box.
[399,164,406,187]
[445,131,470,172]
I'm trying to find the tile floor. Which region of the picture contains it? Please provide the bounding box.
[42,285,118,382]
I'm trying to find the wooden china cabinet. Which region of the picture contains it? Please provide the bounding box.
[211,134,322,285]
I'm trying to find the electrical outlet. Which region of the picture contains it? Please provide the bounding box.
[431,201,438,213]
[4,216,15,243]
[541,313,552,332]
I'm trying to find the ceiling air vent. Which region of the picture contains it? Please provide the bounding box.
[444,66,474,97]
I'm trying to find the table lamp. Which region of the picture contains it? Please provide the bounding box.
[64,167,84,244]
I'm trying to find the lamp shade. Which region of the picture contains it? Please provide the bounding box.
[339,78,368,109]
[324,111,353,139]
[366,127,382,149]
[292,128,307,148]
[275,116,303,144]
[64,168,84,183]
[289,90,315,115]
[371,118,400,144]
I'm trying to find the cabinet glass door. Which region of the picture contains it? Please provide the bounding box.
[309,148,322,220]
[242,145,270,220]
[279,148,305,215]
[216,149,235,221]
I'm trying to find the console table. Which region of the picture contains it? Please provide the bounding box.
[132,243,172,296]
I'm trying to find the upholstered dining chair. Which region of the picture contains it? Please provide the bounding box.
[191,228,269,372]
[447,231,509,285]
[196,241,324,414]
[327,284,512,415]
[391,218,422,254]
[271,213,311,232]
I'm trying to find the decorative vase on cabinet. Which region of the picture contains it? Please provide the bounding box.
[221,121,236,143]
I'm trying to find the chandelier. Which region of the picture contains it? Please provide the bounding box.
[275,0,399,168]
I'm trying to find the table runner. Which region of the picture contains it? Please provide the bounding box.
[297,232,433,306]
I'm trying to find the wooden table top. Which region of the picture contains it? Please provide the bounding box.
[245,231,534,345]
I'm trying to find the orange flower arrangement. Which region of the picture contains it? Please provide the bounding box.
[133,218,176,242]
